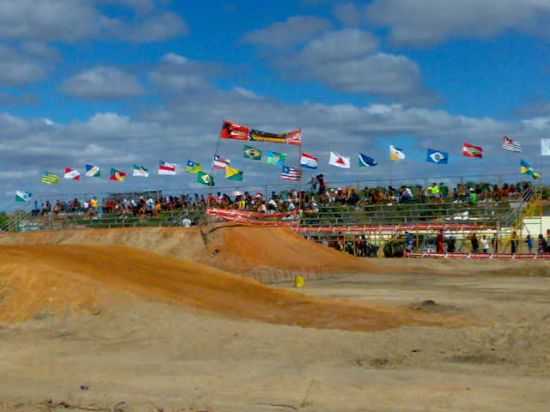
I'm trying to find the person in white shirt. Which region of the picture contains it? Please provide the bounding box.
[481,235,490,254]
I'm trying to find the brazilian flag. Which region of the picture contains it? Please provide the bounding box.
[243,145,262,160]
[197,171,215,186]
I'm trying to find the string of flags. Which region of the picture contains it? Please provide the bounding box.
[13,119,548,202]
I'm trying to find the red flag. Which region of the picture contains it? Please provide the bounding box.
[462,142,483,158]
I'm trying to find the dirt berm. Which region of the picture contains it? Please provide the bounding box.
[0,244,449,330]
[0,226,370,277]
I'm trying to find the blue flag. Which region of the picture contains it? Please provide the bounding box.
[358,153,378,167]
[427,149,449,164]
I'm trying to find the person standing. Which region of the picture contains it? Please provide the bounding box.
[436,230,445,254]
[481,235,490,254]
[525,234,533,254]
[510,231,519,255]
[470,233,479,254]
[538,234,548,255]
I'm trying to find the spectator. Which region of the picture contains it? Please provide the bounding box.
[470,233,479,254]
[481,235,490,254]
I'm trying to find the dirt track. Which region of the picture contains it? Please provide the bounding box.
[1,271,549,411]
[1,227,550,411]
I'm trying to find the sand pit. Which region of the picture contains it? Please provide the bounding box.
[0,244,447,330]
[0,225,371,277]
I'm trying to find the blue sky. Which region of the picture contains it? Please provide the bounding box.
[1,0,550,209]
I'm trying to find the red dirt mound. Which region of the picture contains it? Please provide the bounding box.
[0,245,445,330]
[0,226,371,276]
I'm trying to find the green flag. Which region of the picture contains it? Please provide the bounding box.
[197,171,215,186]
[41,172,60,185]
[266,151,287,166]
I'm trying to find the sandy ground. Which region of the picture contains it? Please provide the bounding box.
[2,270,550,411]
[1,227,549,411]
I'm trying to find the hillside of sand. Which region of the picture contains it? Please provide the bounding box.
[0,244,445,329]
[0,225,370,277]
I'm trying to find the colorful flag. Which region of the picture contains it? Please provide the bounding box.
[463,142,483,158]
[85,164,101,177]
[243,145,262,160]
[250,128,303,145]
[426,149,449,164]
[329,152,350,168]
[185,160,203,174]
[358,153,377,167]
[266,151,287,166]
[158,161,177,175]
[520,160,541,179]
[225,166,243,181]
[15,191,32,203]
[502,136,521,152]
[197,171,215,186]
[41,172,60,185]
[213,155,231,170]
[133,165,149,177]
[110,168,127,182]
[300,153,318,169]
[220,120,251,141]
[64,167,81,181]
[542,138,550,156]
[280,166,302,181]
[389,145,406,161]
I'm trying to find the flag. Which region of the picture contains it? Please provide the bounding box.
[502,136,521,152]
[520,160,541,180]
[185,160,202,174]
[280,166,302,181]
[213,155,231,170]
[64,167,81,181]
[110,168,127,182]
[358,153,377,167]
[158,161,177,175]
[85,164,101,177]
[15,191,32,203]
[300,153,318,169]
[266,151,287,166]
[463,142,483,158]
[197,171,215,186]
[225,166,243,181]
[389,145,406,161]
[220,120,251,141]
[426,149,449,164]
[329,152,350,168]
[542,138,550,156]
[250,128,303,145]
[243,145,262,160]
[133,165,149,177]
[41,172,60,185]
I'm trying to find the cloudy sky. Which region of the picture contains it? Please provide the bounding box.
[2,0,550,209]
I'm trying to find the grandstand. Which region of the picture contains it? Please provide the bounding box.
[1,179,548,256]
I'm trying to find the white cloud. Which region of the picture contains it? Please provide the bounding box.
[300,29,378,62]
[0,45,50,86]
[62,66,144,99]
[367,0,550,46]
[0,0,187,43]
[150,53,219,92]
[333,2,364,27]
[270,29,433,102]
[242,16,332,48]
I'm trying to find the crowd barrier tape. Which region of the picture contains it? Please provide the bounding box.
[294,223,489,234]
[405,252,550,260]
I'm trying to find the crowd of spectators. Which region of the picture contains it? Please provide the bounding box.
[29,178,541,219]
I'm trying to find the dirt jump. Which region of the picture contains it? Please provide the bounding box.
[0,225,372,277]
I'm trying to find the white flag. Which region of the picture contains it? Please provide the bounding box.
[542,138,550,156]
[329,152,350,169]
